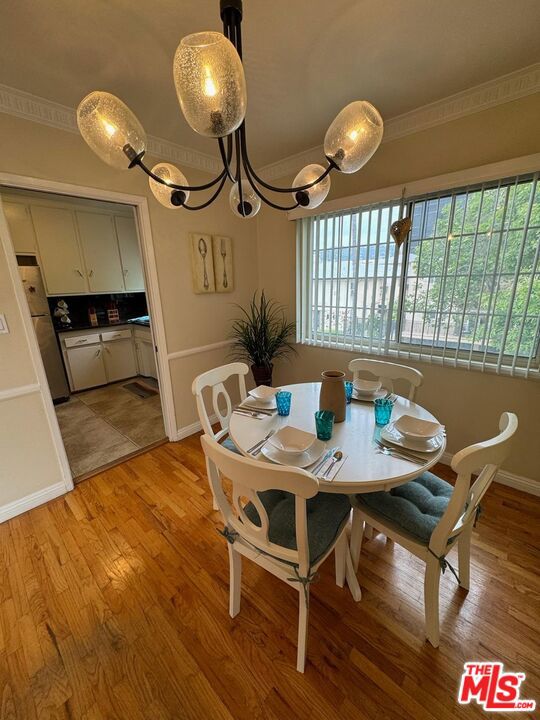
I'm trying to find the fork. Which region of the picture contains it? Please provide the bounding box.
[374,442,424,465]
[374,437,427,460]
[247,430,275,455]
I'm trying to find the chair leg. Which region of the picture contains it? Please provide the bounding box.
[458,525,472,591]
[335,533,347,588]
[350,508,365,572]
[297,587,309,673]
[212,495,219,511]
[345,544,362,602]
[424,555,441,647]
[228,545,241,618]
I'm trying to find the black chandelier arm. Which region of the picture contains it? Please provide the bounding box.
[218,136,235,182]
[239,125,336,194]
[134,155,227,192]
[182,172,228,210]
[241,154,300,212]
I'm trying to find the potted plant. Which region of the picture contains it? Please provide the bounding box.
[230,291,296,386]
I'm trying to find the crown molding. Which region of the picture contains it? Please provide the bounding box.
[1,62,539,181]
[260,63,540,181]
[0,83,222,175]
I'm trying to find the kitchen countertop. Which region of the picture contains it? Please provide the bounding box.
[55,318,150,334]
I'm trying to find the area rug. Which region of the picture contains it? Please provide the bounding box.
[123,379,159,399]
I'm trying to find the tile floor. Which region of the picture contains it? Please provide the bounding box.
[55,377,166,479]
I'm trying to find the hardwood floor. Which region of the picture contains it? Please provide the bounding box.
[1,434,538,719]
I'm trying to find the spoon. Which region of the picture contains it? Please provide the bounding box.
[322,450,343,479]
[198,237,209,289]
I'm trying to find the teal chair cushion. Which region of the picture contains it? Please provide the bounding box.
[244,491,351,565]
[221,436,241,454]
[355,471,453,544]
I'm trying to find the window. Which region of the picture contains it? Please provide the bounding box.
[297,173,540,377]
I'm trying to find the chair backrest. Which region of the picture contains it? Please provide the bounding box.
[201,434,319,575]
[348,358,423,400]
[192,362,249,441]
[429,412,518,555]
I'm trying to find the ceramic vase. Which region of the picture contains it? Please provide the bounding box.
[319,370,346,423]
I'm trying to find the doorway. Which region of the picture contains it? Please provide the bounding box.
[0,177,175,484]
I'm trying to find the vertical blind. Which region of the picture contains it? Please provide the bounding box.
[297,172,540,378]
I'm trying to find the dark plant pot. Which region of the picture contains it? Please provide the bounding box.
[251,363,273,387]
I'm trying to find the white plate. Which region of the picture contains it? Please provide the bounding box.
[381,422,444,453]
[268,426,316,455]
[394,414,443,439]
[352,387,387,403]
[248,386,279,402]
[261,439,326,468]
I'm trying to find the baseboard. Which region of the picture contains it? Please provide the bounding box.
[0,481,68,524]
[174,413,219,442]
[439,452,539,496]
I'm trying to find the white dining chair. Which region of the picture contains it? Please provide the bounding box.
[348,358,423,400]
[192,362,249,508]
[349,411,518,647]
[200,433,358,672]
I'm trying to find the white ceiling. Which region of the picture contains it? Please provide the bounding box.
[1,0,539,165]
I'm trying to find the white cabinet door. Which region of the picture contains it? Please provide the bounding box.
[67,345,107,390]
[136,339,157,379]
[77,211,125,293]
[31,206,88,294]
[115,216,144,291]
[3,201,37,253]
[103,339,137,382]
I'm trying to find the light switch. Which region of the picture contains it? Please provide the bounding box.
[0,314,9,334]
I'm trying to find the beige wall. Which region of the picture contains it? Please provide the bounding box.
[256,93,540,481]
[0,112,261,436]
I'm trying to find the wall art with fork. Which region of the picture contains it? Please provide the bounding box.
[188,233,233,294]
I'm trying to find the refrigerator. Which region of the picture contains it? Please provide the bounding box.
[17,257,70,403]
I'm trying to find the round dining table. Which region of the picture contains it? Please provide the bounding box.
[229,382,446,495]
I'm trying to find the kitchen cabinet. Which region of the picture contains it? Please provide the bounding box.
[2,201,37,253]
[77,211,125,293]
[30,206,87,294]
[102,330,137,382]
[115,216,144,291]
[67,343,107,390]
[134,327,157,379]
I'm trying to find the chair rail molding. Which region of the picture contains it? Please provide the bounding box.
[0,83,221,175]
[260,62,540,181]
[167,339,233,362]
[0,383,41,402]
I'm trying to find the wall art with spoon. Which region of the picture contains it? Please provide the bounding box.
[189,233,234,294]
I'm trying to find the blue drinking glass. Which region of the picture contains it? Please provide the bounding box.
[315,410,335,440]
[345,381,354,404]
[374,397,394,426]
[276,390,292,416]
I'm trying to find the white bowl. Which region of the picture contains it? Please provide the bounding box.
[248,385,279,403]
[394,414,443,439]
[268,426,316,455]
[353,379,382,397]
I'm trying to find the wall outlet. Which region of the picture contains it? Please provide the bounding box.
[0,314,9,334]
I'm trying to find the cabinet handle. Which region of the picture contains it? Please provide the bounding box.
[76,269,84,277]
[95,349,101,357]
[89,269,94,277]
[124,269,129,275]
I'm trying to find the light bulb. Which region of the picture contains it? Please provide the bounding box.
[229,180,261,218]
[324,101,383,174]
[173,31,247,137]
[77,91,147,169]
[292,164,331,209]
[149,163,190,209]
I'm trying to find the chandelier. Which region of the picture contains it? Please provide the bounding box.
[77,0,384,218]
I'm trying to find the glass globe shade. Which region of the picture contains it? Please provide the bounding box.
[229,180,261,218]
[324,101,383,174]
[77,91,147,169]
[173,31,247,138]
[292,164,331,209]
[148,163,190,209]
